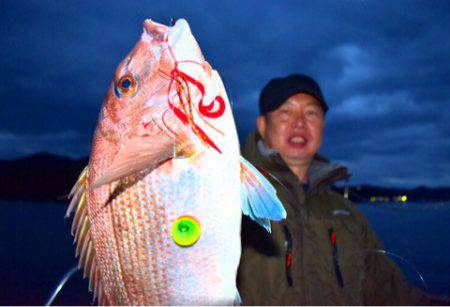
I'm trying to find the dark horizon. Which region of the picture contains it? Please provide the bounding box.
[2,152,450,204]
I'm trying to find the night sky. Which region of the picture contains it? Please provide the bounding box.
[2,1,450,187]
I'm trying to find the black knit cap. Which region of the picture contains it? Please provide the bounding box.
[259,74,328,115]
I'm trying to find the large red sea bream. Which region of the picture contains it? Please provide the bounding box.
[66,19,285,305]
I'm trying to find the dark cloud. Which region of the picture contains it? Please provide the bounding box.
[1,0,449,187]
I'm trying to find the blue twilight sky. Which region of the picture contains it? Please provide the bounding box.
[1,1,450,187]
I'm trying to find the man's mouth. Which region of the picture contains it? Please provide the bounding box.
[289,136,305,144]
[287,135,308,147]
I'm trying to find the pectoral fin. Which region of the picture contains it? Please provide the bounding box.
[234,291,243,306]
[240,156,286,232]
[90,130,195,190]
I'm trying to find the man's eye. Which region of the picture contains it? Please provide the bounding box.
[306,110,319,116]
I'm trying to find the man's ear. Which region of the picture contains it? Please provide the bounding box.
[256,115,266,139]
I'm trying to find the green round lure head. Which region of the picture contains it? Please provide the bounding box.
[171,215,201,247]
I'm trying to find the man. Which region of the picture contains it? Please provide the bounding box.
[237,74,428,305]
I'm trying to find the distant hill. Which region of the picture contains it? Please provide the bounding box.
[1,152,449,202]
[0,153,88,201]
[333,185,450,203]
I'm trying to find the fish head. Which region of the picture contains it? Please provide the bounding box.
[88,20,175,188]
[88,19,237,189]
[96,20,171,145]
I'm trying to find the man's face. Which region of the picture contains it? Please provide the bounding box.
[257,93,325,167]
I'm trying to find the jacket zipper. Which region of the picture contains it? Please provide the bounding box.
[273,174,308,304]
[283,225,293,286]
[328,227,345,287]
[292,183,308,304]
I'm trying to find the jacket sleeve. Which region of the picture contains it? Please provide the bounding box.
[236,216,269,305]
[359,215,429,305]
[237,216,283,305]
[237,245,259,305]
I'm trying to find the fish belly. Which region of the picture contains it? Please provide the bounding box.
[90,151,242,305]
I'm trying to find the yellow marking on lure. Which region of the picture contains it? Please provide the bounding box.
[171,215,201,247]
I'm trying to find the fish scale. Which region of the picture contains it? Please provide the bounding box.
[148,174,169,305]
[118,190,140,302]
[135,181,152,304]
[115,180,168,305]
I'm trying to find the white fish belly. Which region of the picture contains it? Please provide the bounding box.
[147,151,242,305]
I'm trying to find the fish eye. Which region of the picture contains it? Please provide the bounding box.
[121,78,132,89]
[114,73,138,98]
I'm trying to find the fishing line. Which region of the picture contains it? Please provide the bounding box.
[344,249,429,301]
[44,266,79,306]
[334,248,431,305]
[365,249,428,292]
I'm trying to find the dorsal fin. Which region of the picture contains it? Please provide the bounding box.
[67,166,105,304]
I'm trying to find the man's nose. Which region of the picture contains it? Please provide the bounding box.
[292,113,306,128]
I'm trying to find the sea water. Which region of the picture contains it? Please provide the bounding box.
[358,201,450,296]
[0,201,449,305]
